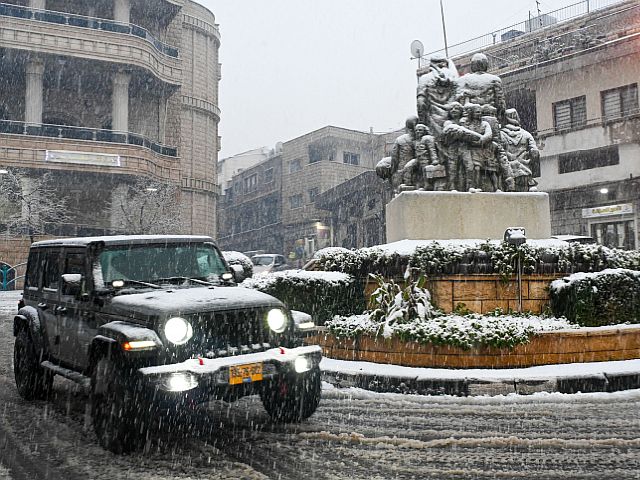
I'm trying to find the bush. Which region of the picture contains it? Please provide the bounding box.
[222,251,253,278]
[241,270,365,325]
[549,269,640,326]
[314,241,640,278]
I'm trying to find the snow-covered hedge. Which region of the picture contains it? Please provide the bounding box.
[313,241,640,278]
[549,269,640,326]
[222,251,253,278]
[241,270,365,325]
[326,312,575,349]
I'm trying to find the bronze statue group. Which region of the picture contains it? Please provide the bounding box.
[377,52,539,194]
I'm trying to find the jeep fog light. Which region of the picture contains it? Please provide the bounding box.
[294,356,310,373]
[164,317,193,345]
[165,373,198,392]
[267,309,287,333]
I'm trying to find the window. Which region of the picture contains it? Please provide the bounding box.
[264,168,274,183]
[553,96,586,130]
[289,194,303,209]
[25,250,41,290]
[243,174,257,193]
[289,159,302,173]
[558,145,619,174]
[343,152,360,165]
[308,146,323,164]
[308,187,319,202]
[601,84,638,120]
[42,250,60,290]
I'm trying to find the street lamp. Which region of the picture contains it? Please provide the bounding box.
[504,227,527,313]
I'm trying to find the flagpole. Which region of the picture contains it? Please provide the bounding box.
[440,0,449,57]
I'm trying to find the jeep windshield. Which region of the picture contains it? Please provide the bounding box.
[97,243,227,288]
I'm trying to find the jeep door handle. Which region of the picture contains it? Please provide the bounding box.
[55,306,67,314]
[37,302,48,310]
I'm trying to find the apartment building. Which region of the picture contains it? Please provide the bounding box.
[0,0,221,236]
[217,126,383,258]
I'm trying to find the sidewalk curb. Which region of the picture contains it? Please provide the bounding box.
[320,370,640,396]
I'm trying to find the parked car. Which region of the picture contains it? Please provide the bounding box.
[551,235,596,244]
[251,254,290,274]
[12,235,321,453]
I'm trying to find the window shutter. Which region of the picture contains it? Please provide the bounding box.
[602,90,621,119]
[554,101,571,129]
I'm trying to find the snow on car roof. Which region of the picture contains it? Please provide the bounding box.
[31,235,215,248]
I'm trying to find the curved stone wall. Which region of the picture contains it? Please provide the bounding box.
[308,327,640,368]
[179,0,220,235]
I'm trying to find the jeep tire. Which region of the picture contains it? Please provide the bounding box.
[91,357,146,453]
[260,366,321,423]
[14,328,53,400]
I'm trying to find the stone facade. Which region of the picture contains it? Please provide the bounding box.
[217,154,283,254]
[0,0,220,246]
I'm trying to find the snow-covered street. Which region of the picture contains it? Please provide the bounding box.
[1,291,640,479]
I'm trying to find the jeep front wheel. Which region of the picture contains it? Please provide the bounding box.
[91,357,146,453]
[14,328,52,400]
[260,366,321,423]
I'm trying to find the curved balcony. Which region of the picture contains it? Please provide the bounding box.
[0,120,177,157]
[0,6,182,85]
[0,120,180,182]
[0,3,179,57]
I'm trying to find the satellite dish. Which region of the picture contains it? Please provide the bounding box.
[410,39,424,58]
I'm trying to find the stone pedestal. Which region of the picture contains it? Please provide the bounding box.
[385,191,551,241]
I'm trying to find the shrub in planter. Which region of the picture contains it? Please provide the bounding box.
[549,269,640,326]
[241,270,365,325]
[222,251,253,278]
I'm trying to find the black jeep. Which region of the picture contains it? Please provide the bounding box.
[13,235,322,452]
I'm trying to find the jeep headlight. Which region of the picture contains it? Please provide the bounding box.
[267,308,287,333]
[164,317,193,345]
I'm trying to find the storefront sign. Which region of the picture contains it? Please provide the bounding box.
[45,150,121,167]
[582,203,633,218]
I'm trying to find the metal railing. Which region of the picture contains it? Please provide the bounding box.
[0,262,25,291]
[423,0,628,60]
[0,2,179,58]
[0,119,178,157]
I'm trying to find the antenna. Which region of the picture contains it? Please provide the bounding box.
[410,39,424,68]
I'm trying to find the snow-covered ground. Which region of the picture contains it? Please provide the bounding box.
[1,291,640,478]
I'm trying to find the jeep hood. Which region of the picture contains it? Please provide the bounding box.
[108,286,283,318]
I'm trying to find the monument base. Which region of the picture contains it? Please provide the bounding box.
[385,191,551,241]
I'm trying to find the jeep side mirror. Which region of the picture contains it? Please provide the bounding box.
[229,264,245,283]
[61,273,83,297]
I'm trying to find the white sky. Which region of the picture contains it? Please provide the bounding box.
[202,0,589,158]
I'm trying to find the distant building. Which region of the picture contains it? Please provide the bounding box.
[217,146,272,196]
[217,153,283,254]
[217,126,391,257]
[314,171,392,249]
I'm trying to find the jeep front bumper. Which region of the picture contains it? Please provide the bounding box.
[138,345,322,394]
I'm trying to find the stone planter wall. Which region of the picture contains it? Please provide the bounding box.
[364,274,563,314]
[307,327,640,368]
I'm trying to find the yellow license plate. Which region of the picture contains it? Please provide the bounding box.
[229,362,263,385]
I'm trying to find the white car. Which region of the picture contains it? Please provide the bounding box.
[251,254,290,274]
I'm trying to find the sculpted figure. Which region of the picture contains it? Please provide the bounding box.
[440,102,467,190]
[458,103,492,191]
[376,116,418,193]
[500,108,540,192]
[481,104,515,192]
[456,53,506,120]
[412,124,441,190]
[416,53,459,140]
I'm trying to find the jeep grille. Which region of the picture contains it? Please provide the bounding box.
[190,308,271,359]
